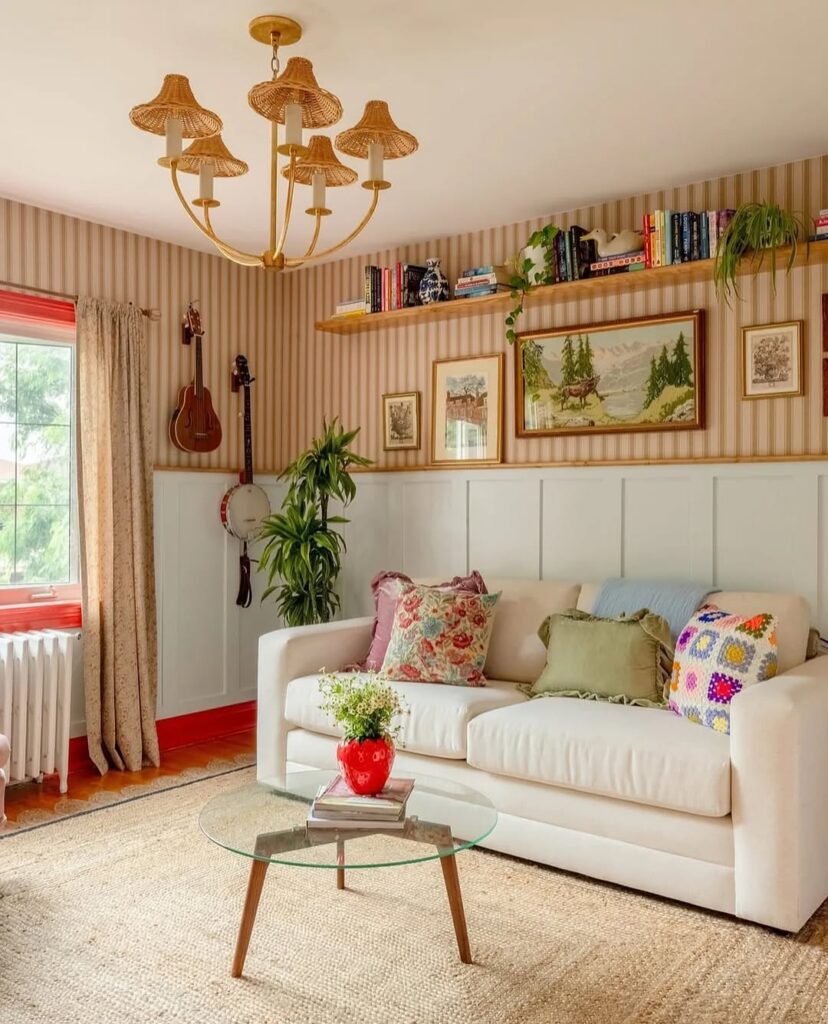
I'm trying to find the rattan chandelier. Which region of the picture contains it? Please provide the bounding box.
[129,14,418,270]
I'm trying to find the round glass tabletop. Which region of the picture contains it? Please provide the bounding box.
[199,769,498,869]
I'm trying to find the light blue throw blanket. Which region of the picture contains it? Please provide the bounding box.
[593,579,716,640]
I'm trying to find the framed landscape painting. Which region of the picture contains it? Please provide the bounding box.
[432,353,503,464]
[515,310,705,437]
[382,390,420,450]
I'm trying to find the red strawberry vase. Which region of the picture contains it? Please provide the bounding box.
[336,736,396,795]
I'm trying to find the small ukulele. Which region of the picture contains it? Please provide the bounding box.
[169,302,222,453]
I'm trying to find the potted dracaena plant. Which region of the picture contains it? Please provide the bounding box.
[258,418,372,626]
[319,672,407,794]
[713,201,805,302]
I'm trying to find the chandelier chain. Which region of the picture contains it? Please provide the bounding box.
[270,34,280,79]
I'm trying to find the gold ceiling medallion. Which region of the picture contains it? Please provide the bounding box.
[128,14,418,270]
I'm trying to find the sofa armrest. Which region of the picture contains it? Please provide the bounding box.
[256,617,373,785]
[731,654,828,931]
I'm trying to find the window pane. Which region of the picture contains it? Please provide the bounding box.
[16,344,72,426]
[17,423,70,505]
[0,423,15,504]
[0,506,14,583]
[15,505,70,584]
[0,343,16,422]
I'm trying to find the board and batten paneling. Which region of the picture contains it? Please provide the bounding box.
[277,154,828,470]
[0,197,281,473]
[335,463,828,637]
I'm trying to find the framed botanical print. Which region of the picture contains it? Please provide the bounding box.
[431,353,504,464]
[515,310,705,437]
[382,390,421,450]
[741,321,804,399]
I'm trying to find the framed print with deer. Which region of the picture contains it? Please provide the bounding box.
[515,310,705,437]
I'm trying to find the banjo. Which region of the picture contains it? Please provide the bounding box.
[220,354,270,606]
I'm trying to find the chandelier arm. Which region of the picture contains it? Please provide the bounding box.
[269,123,278,255]
[287,186,380,265]
[302,211,323,258]
[170,163,262,265]
[273,150,298,259]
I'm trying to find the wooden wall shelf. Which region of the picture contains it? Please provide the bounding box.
[315,241,828,336]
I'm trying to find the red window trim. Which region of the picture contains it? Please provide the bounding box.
[0,288,76,329]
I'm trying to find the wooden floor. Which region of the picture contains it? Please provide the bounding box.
[3,728,256,825]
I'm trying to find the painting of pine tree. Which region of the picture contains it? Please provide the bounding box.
[516,311,704,436]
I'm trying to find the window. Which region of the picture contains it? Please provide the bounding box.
[0,334,77,586]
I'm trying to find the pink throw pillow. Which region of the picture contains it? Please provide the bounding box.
[362,570,488,670]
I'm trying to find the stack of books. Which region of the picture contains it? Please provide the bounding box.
[642,209,736,268]
[590,250,647,277]
[363,263,427,313]
[548,226,597,283]
[331,297,367,321]
[307,775,415,830]
[454,264,511,299]
[810,210,828,242]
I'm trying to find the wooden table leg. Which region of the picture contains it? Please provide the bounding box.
[439,852,472,964]
[231,858,269,978]
[336,837,345,891]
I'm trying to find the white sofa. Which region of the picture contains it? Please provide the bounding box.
[257,578,828,932]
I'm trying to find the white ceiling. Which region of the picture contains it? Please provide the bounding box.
[2,0,827,263]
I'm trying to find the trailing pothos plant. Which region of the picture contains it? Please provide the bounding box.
[258,419,372,626]
[505,224,560,344]
[713,201,805,303]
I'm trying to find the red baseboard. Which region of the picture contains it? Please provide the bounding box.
[67,700,257,776]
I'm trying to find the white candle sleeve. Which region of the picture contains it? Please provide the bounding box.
[199,164,214,201]
[165,116,183,159]
[368,142,384,182]
[285,103,303,147]
[312,172,326,210]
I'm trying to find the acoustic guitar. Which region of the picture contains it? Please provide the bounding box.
[169,303,222,453]
[220,355,270,607]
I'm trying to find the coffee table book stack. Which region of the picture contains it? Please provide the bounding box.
[307,774,414,830]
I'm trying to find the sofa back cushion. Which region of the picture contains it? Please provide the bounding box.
[419,577,581,683]
[577,583,809,674]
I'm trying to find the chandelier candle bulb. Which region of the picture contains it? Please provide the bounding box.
[285,103,303,146]
[198,163,214,202]
[368,142,383,183]
[312,171,326,211]
[165,116,183,160]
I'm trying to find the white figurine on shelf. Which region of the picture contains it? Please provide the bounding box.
[581,228,645,258]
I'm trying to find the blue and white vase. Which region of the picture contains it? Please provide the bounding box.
[418,257,450,304]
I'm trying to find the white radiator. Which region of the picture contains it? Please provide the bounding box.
[0,630,76,794]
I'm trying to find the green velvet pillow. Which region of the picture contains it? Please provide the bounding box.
[530,608,673,707]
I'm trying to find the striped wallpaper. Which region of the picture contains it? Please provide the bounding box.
[2,153,827,474]
[0,197,280,472]
[275,154,828,469]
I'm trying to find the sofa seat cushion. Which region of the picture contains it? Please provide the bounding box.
[466,698,731,816]
[285,673,526,759]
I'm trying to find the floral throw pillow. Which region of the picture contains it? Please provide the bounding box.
[380,585,500,686]
[668,604,778,734]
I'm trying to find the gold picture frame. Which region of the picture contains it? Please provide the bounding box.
[741,320,804,399]
[382,390,421,450]
[515,310,705,437]
[431,353,504,465]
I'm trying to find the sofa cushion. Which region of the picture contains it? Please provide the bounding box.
[578,583,809,673]
[285,673,526,759]
[466,698,731,816]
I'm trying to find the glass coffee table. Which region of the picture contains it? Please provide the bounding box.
[199,769,497,977]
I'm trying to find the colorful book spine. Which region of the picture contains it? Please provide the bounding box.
[681,213,692,263]
[689,213,700,261]
[663,209,672,265]
[671,213,682,263]
[590,252,647,271]
[455,285,501,298]
[555,233,567,282]
[563,231,574,281]
[699,214,710,260]
[707,212,718,259]
[652,211,662,268]
[642,214,651,268]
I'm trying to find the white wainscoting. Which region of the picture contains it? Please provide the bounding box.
[337,462,828,635]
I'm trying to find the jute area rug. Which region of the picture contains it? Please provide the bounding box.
[1,768,827,1024]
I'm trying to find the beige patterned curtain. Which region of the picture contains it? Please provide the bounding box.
[76,298,160,774]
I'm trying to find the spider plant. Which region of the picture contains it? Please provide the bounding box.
[258,418,372,626]
[713,202,805,302]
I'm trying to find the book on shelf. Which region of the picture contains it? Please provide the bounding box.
[640,208,736,268]
[307,775,414,830]
[590,250,646,271]
[360,263,427,314]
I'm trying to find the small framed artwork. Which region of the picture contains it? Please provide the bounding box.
[382,390,421,450]
[741,321,804,399]
[515,310,705,437]
[431,353,504,465]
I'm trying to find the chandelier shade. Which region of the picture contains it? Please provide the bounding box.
[283,135,358,187]
[129,74,222,138]
[335,100,418,159]
[177,135,249,178]
[248,57,342,127]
